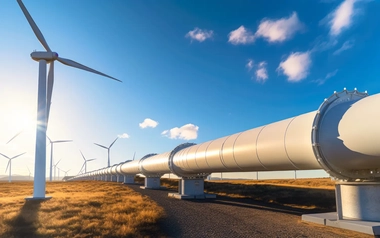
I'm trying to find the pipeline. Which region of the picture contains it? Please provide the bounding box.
[71,89,380,182]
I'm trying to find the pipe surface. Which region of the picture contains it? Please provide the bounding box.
[71,91,380,181]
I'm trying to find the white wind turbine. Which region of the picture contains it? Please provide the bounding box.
[94,137,118,167]
[17,0,121,199]
[27,166,32,180]
[62,169,70,177]
[0,152,26,182]
[47,136,72,182]
[53,159,61,181]
[79,151,96,174]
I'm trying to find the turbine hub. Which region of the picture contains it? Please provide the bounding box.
[31,51,58,62]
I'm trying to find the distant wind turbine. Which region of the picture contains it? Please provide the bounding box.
[57,167,61,180]
[79,151,96,174]
[0,152,26,182]
[94,137,118,167]
[53,159,61,181]
[27,166,32,180]
[47,136,72,182]
[62,169,70,177]
[17,0,121,199]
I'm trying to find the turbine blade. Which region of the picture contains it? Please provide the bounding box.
[5,160,10,173]
[16,0,51,52]
[55,159,61,166]
[46,135,52,143]
[87,158,96,162]
[6,131,23,144]
[10,152,26,160]
[80,150,86,161]
[94,143,108,149]
[109,137,119,148]
[0,153,10,159]
[57,57,121,82]
[27,166,31,173]
[53,140,72,143]
[47,62,54,123]
[133,151,136,160]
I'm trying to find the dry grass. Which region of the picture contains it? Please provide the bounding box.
[0,181,164,238]
[160,178,336,211]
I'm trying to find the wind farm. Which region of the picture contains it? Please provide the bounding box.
[1,0,380,237]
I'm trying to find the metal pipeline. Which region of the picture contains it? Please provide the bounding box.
[71,89,380,181]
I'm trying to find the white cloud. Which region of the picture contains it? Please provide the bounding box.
[328,0,357,36]
[246,59,254,71]
[278,51,312,82]
[333,40,355,55]
[314,69,338,85]
[228,26,255,45]
[186,28,214,42]
[161,124,199,140]
[255,61,268,83]
[118,133,130,139]
[255,12,303,43]
[139,118,159,129]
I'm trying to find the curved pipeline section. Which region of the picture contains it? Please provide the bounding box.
[71,89,380,182]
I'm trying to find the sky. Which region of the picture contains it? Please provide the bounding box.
[0,0,379,180]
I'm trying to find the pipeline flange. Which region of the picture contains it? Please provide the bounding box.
[138,153,163,177]
[168,143,208,178]
[312,88,369,181]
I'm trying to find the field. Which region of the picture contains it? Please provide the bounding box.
[0,181,164,238]
[0,178,340,237]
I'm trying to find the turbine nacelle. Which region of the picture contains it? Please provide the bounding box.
[31,51,58,62]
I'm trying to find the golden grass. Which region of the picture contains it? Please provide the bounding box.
[160,178,336,211]
[0,181,164,238]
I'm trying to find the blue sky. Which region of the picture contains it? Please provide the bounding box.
[0,0,379,179]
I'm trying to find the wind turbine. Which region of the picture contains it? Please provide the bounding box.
[47,136,72,182]
[0,152,26,182]
[17,0,121,199]
[79,151,96,174]
[94,137,118,167]
[27,166,32,180]
[56,167,61,180]
[62,169,70,177]
[53,159,61,181]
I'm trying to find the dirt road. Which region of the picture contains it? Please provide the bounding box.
[127,184,371,238]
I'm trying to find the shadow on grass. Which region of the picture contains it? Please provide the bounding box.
[3,200,45,238]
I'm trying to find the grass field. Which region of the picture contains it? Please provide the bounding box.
[0,178,338,237]
[0,181,164,238]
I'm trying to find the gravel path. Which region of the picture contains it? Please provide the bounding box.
[126,184,371,238]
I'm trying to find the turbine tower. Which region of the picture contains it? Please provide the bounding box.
[0,152,26,182]
[53,159,61,181]
[79,151,96,174]
[17,0,121,199]
[47,136,72,182]
[94,137,118,167]
[27,166,32,180]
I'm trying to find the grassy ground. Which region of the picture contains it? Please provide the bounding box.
[0,181,164,238]
[160,178,336,211]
